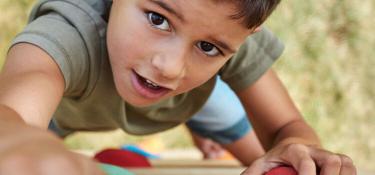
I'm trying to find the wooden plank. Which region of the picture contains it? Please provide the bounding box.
[129,168,373,175]
[128,168,246,175]
[150,159,242,168]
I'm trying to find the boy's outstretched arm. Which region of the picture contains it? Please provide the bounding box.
[235,69,356,175]
[0,43,104,175]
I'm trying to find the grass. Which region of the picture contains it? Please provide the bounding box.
[268,0,375,171]
[1,0,374,172]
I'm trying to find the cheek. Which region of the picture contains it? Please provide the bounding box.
[107,10,150,68]
[177,63,222,93]
[107,35,140,69]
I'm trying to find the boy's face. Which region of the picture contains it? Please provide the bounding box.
[107,0,253,106]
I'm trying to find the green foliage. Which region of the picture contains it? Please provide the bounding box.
[1,0,374,171]
[0,0,36,68]
[267,0,375,171]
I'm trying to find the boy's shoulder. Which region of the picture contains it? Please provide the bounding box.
[14,0,112,98]
[29,0,112,22]
[219,27,284,91]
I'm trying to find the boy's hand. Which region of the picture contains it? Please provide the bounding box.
[0,42,104,174]
[0,124,105,175]
[241,143,356,175]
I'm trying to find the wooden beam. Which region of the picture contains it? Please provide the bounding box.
[128,168,246,175]
[128,167,373,175]
[150,159,242,168]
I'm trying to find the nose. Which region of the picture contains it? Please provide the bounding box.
[151,47,187,80]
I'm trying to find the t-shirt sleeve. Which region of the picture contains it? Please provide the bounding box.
[9,0,109,98]
[11,13,89,97]
[219,27,284,91]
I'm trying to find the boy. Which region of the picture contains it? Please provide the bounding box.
[0,0,356,175]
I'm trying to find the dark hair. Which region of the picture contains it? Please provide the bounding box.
[220,0,281,30]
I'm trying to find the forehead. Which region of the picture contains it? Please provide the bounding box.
[155,0,236,23]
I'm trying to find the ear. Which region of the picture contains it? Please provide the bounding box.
[251,26,262,34]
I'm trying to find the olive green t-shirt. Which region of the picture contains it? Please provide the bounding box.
[11,0,284,136]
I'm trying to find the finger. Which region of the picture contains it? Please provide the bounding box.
[93,165,107,175]
[83,160,106,175]
[294,156,317,175]
[278,144,316,175]
[338,154,356,175]
[241,158,268,175]
[44,154,83,175]
[73,153,104,175]
[0,155,39,175]
[320,155,341,175]
[309,149,341,175]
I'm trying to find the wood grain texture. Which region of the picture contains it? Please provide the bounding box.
[128,168,246,175]
[150,159,241,168]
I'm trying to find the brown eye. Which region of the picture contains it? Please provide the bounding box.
[147,12,170,31]
[197,41,220,56]
[200,42,214,52]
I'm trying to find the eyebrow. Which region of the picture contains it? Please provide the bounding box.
[210,37,237,54]
[150,0,185,22]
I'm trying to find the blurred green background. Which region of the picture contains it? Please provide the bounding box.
[1,0,374,172]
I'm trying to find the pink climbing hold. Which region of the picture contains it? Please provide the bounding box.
[265,166,298,175]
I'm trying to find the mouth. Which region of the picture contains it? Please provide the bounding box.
[130,70,171,99]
